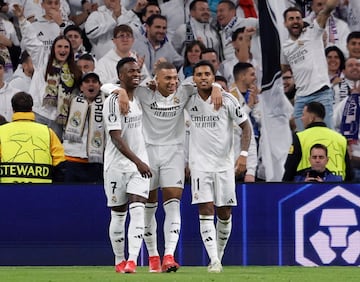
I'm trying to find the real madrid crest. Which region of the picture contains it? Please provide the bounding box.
[70,111,81,127]
[92,131,102,148]
[108,113,117,123]
[173,96,180,104]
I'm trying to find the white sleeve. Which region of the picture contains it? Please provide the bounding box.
[85,10,116,40]
[100,83,121,95]
[19,20,46,68]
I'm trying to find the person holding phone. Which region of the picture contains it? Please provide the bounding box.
[294,143,342,182]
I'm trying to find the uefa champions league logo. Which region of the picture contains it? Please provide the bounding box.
[295,186,360,266]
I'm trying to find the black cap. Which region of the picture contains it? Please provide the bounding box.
[81,72,100,83]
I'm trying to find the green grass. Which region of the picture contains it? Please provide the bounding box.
[0,266,359,282]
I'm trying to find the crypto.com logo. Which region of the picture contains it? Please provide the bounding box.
[295,186,360,266]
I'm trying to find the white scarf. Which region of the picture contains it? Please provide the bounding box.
[64,92,105,163]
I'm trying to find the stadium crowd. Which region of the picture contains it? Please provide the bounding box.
[1,0,360,274]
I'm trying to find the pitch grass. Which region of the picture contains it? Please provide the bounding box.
[0,266,360,282]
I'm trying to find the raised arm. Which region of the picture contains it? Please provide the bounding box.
[316,0,339,28]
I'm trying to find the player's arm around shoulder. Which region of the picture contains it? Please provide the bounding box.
[101,84,130,115]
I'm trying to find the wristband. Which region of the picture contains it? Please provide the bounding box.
[240,151,248,157]
[211,82,222,89]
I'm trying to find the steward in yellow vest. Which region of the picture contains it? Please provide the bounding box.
[283,101,352,181]
[0,92,65,183]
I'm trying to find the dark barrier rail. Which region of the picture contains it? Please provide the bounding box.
[1,183,360,266]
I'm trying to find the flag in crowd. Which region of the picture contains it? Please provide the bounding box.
[258,0,293,181]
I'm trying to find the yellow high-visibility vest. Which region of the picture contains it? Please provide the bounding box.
[0,121,53,183]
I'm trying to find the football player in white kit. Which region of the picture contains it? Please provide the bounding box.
[187,60,251,273]
[101,61,222,273]
[102,57,152,274]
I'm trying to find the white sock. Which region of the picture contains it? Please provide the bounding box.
[109,210,127,265]
[144,202,159,257]
[163,199,181,256]
[127,202,145,263]
[199,215,218,264]
[216,215,232,262]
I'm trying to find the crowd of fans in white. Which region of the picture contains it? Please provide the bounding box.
[0,0,360,182]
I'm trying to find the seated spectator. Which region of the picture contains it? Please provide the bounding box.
[294,143,343,182]
[325,45,345,86]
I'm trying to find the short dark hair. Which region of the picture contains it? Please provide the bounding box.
[310,143,328,156]
[201,48,217,57]
[193,60,215,75]
[0,55,5,67]
[154,61,176,75]
[113,24,133,38]
[215,75,228,85]
[11,92,33,112]
[116,57,137,76]
[283,6,303,20]
[190,0,208,11]
[233,62,254,80]
[19,50,30,64]
[64,24,83,37]
[146,14,167,26]
[347,31,360,43]
[77,53,95,63]
[305,101,326,119]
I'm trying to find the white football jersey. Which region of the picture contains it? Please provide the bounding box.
[186,92,248,172]
[102,94,148,172]
[135,84,196,145]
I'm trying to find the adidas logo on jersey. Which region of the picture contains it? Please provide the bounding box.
[176,180,182,185]
[227,198,234,204]
[190,106,198,112]
[150,102,158,109]
[38,31,44,36]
